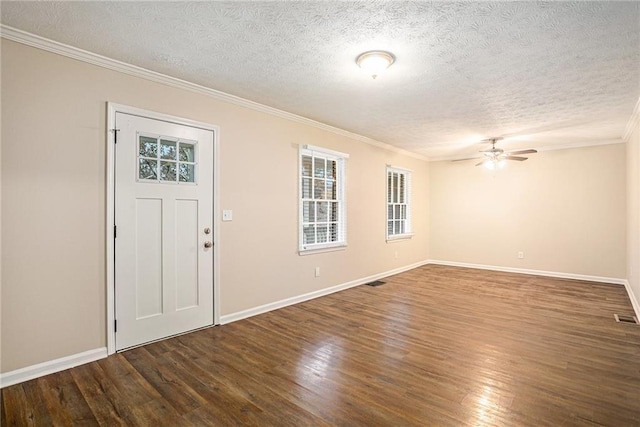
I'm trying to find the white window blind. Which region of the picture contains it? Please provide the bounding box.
[299,145,348,253]
[386,166,413,240]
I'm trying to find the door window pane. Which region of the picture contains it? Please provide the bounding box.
[179,143,195,162]
[139,136,158,158]
[178,163,195,183]
[160,140,177,160]
[139,158,157,180]
[160,161,177,181]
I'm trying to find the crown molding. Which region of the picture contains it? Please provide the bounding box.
[0,24,428,161]
[534,138,625,152]
[623,97,640,142]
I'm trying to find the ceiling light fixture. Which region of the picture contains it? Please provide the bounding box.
[356,50,395,79]
[484,158,507,170]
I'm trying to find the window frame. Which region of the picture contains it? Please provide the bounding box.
[386,165,413,241]
[136,132,198,185]
[299,145,348,254]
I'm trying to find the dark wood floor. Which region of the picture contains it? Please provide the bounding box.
[3,265,640,426]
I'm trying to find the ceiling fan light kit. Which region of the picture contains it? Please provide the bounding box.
[483,159,507,170]
[356,50,395,79]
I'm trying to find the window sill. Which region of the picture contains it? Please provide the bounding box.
[386,233,414,243]
[299,244,347,256]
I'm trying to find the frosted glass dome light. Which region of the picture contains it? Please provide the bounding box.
[356,51,396,79]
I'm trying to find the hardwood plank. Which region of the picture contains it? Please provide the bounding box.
[122,347,205,416]
[20,380,53,426]
[70,362,132,425]
[38,370,98,425]
[3,265,640,426]
[96,353,161,406]
[149,335,328,425]
[1,385,32,426]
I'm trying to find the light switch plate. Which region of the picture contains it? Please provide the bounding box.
[222,210,233,221]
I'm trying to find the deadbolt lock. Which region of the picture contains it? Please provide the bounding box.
[204,227,211,234]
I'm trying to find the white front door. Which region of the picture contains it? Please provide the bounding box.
[115,112,214,351]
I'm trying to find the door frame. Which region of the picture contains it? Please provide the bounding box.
[106,102,221,355]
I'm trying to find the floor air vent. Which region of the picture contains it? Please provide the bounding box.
[614,314,639,324]
[366,280,386,287]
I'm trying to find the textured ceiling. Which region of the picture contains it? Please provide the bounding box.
[2,1,639,158]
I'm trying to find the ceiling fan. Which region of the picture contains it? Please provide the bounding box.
[455,137,537,170]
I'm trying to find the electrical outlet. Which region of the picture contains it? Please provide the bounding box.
[315,267,320,277]
[518,251,524,259]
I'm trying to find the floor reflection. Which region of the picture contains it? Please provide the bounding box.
[295,338,343,406]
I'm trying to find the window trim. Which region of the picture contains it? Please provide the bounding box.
[136,132,199,185]
[386,165,413,242]
[299,145,349,254]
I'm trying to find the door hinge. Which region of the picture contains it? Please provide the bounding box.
[111,128,120,144]
[114,225,117,238]
[114,319,117,333]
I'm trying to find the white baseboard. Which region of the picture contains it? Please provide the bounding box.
[426,259,627,285]
[220,259,430,324]
[0,347,107,388]
[428,259,640,316]
[623,280,640,320]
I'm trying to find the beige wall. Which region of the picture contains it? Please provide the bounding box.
[0,40,430,372]
[2,37,635,376]
[627,113,640,312]
[429,144,627,279]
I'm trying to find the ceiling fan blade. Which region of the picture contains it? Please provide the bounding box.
[504,156,528,161]
[475,161,485,167]
[451,157,478,162]
[507,149,537,155]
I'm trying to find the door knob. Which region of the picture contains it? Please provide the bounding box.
[204,241,213,248]
[204,227,211,234]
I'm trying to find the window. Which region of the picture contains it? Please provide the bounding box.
[387,166,412,240]
[299,145,348,253]
[138,133,197,183]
